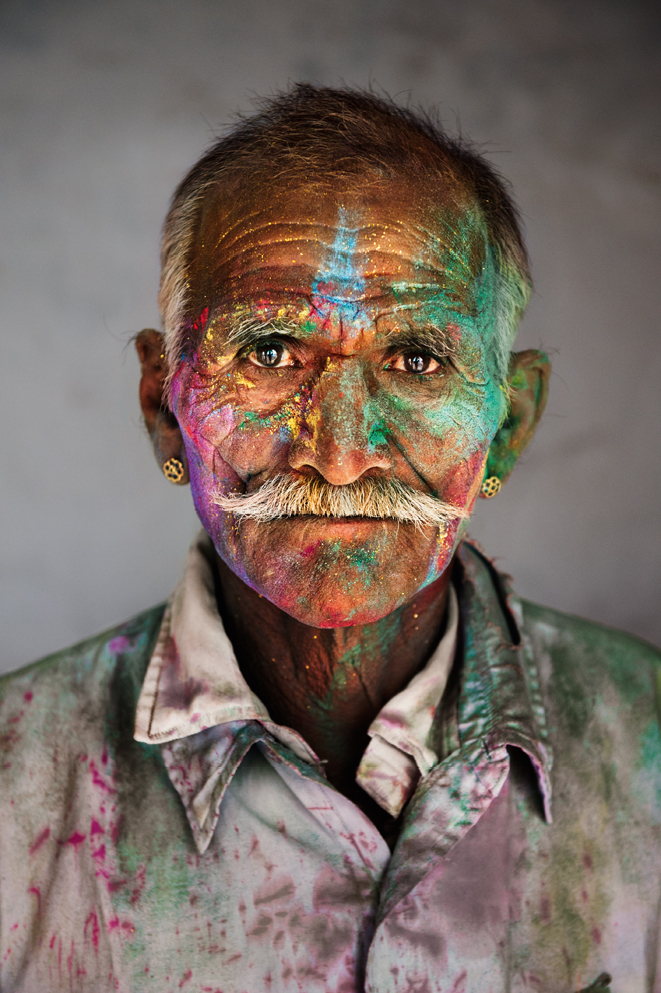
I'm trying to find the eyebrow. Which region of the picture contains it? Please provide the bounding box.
[381,323,458,358]
[222,315,458,360]
[224,317,307,352]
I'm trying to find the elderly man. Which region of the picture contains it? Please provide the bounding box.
[1,85,659,993]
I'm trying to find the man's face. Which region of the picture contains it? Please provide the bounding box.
[170,176,507,627]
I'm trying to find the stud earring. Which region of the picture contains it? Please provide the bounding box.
[481,476,502,498]
[162,458,185,484]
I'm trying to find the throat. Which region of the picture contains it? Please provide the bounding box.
[213,552,453,801]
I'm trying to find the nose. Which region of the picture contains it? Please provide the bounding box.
[288,359,392,485]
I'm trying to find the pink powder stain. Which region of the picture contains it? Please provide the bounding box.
[130,865,147,905]
[64,831,86,849]
[24,691,33,703]
[49,934,57,949]
[29,826,50,855]
[89,759,116,795]
[84,910,100,953]
[90,817,105,837]
[191,306,209,332]
[446,322,462,346]
[0,728,19,750]
[108,636,132,654]
[94,868,110,886]
[179,969,193,987]
[92,844,106,863]
[299,542,322,560]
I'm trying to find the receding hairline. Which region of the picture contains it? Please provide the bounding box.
[188,162,488,270]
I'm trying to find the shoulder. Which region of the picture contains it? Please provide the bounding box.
[519,597,660,704]
[0,604,166,759]
[517,599,661,805]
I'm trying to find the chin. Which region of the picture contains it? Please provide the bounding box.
[213,514,461,628]
[265,580,417,628]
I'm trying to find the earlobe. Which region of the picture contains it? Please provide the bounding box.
[135,329,190,484]
[480,348,550,493]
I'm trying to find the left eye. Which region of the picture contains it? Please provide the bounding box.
[248,342,294,368]
[390,352,442,374]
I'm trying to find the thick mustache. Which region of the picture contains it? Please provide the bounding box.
[213,474,469,528]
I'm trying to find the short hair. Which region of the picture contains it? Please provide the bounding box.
[159,83,532,392]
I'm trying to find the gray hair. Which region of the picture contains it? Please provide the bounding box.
[214,473,470,530]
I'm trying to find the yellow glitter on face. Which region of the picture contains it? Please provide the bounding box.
[235,370,257,390]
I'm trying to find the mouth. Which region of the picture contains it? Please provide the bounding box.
[241,514,437,540]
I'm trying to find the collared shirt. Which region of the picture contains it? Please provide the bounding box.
[1,538,660,992]
[134,530,460,843]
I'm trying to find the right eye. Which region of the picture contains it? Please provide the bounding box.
[247,342,295,369]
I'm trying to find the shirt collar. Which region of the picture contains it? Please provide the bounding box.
[355,586,458,815]
[135,530,269,739]
[455,541,553,821]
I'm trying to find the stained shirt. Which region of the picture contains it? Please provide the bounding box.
[1,539,660,992]
[133,530,460,842]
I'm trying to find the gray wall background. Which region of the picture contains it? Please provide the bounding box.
[1,0,659,675]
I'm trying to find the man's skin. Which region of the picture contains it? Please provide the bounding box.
[136,172,549,831]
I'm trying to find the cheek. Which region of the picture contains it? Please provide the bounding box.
[171,370,241,521]
[172,368,310,492]
[380,380,501,474]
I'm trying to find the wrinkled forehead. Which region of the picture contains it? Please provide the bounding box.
[187,172,489,320]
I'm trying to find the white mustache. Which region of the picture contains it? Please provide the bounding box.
[213,474,470,528]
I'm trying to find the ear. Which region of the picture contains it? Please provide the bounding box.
[135,329,189,484]
[482,349,550,491]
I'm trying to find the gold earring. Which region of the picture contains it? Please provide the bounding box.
[163,458,185,484]
[481,476,502,498]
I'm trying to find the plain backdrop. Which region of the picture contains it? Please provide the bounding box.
[1,0,660,675]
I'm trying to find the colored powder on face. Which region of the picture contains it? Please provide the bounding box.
[169,188,516,626]
[312,206,366,304]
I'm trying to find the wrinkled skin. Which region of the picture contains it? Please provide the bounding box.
[137,175,549,812]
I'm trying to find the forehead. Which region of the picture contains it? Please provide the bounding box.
[187,173,488,322]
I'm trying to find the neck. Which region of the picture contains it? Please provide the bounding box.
[213,554,454,801]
